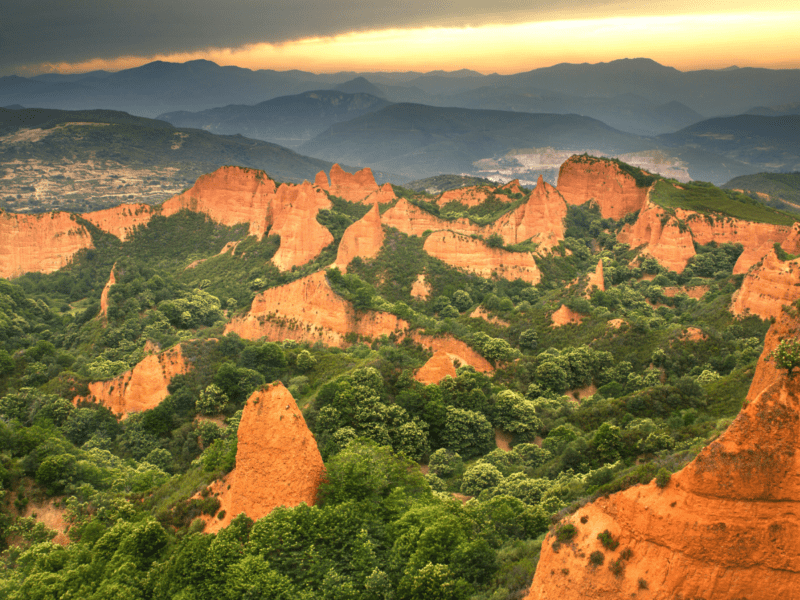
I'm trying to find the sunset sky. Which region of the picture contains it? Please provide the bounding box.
[2,0,799,75]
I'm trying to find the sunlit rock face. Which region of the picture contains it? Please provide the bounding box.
[335,203,384,271]
[731,249,800,320]
[525,310,800,600]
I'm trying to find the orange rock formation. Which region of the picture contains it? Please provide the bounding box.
[469,306,510,327]
[364,182,397,204]
[335,203,385,271]
[98,263,116,320]
[206,383,325,533]
[382,198,481,238]
[617,199,696,273]
[586,260,605,295]
[76,345,187,417]
[409,332,493,373]
[81,203,155,241]
[557,155,650,220]
[423,231,541,284]
[501,179,525,196]
[551,305,583,327]
[314,170,330,190]
[730,249,800,320]
[269,182,333,271]
[161,166,276,238]
[0,210,93,279]
[438,186,492,207]
[327,164,381,203]
[525,310,800,599]
[410,273,432,300]
[489,176,567,249]
[415,350,458,385]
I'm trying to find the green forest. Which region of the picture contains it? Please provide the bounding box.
[0,174,780,599]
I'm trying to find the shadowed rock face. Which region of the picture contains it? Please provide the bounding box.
[525,311,800,600]
[617,199,696,273]
[731,249,800,320]
[0,210,93,279]
[557,155,650,220]
[423,230,541,284]
[490,176,566,249]
[75,345,188,417]
[270,181,333,271]
[206,383,325,533]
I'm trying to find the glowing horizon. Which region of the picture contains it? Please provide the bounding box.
[19,10,800,77]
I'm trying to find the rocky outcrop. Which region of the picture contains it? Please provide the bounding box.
[490,176,567,249]
[364,183,397,204]
[501,179,525,196]
[76,345,187,417]
[270,182,333,271]
[408,332,493,373]
[81,204,155,241]
[557,155,650,220]
[314,170,330,191]
[415,350,458,385]
[423,231,541,284]
[730,249,800,320]
[206,383,325,533]
[469,306,510,327]
[438,186,492,207]
[335,203,385,271]
[551,305,583,327]
[586,260,605,294]
[99,263,116,320]
[328,164,380,203]
[224,271,409,347]
[410,273,431,300]
[525,311,800,600]
[617,199,696,273]
[0,210,93,279]
[161,166,276,238]
[382,198,481,238]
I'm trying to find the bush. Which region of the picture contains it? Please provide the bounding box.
[555,523,577,544]
[655,467,671,488]
[428,448,463,478]
[460,462,503,496]
[609,559,625,577]
[589,550,604,566]
[770,339,800,374]
[597,530,619,550]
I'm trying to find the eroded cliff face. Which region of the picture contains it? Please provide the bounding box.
[586,260,605,295]
[730,249,800,320]
[557,155,650,220]
[617,199,696,273]
[99,263,116,320]
[335,203,385,271]
[206,383,325,533]
[526,312,800,600]
[382,198,482,238]
[410,273,431,300]
[328,164,381,203]
[76,345,187,417]
[0,210,93,279]
[551,305,584,327]
[270,182,333,271]
[364,182,397,204]
[415,350,458,385]
[81,204,155,241]
[490,176,567,249]
[224,271,409,347]
[161,166,276,238]
[438,186,493,207]
[423,231,541,284]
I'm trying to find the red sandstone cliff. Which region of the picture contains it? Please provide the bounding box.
[382,198,482,237]
[269,182,333,271]
[586,260,605,295]
[161,166,276,238]
[410,273,432,300]
[364,182,397,204]
[438,186,493,207]
[206,383,325,533]
[98,263,116,320]
[557,155,650,220]
[423,231,541,284]
[81,203,155,241]
[335,203,385,271]
[0,210,94,279]
[327,164,381,203]
[617,199,696,273]
[76,345,187,417]
[415,350,458,385]
[489,176,567,249]
[730,249,800,320]
[526,311,800,600]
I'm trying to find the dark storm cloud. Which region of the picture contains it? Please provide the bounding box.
[1,0,642,74]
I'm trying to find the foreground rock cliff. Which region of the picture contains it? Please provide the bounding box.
[206,383,325,533]
[525,310,800,599]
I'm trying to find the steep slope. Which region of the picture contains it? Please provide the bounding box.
[557,155,651,220]
[586,260,605,295]
[0,210,93,279]
[206,383,325,533]
[730,249,800,320]
[423,231,541,284]
[526,310,800,600]
[76,345,188,417]
[81,204,156,241]
[382,198,482,237]
[335,203,385,271]
[415,350,458,385]
[269,182,333,270]
[328,164,380,202]
[98,263,116,320]
[490,175,567,248]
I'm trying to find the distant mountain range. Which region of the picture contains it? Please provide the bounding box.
[3,58,800,137]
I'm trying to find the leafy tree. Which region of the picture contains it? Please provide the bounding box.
[428,448,463,478]
[441,407,494,459]
[452,290,472,312]
[196,383,228,415]
[518,329,538,351]
[460,463,503,496]
[296,350,317,373]
[771,338,800,374]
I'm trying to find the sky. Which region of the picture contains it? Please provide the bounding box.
[2,0,799,76]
